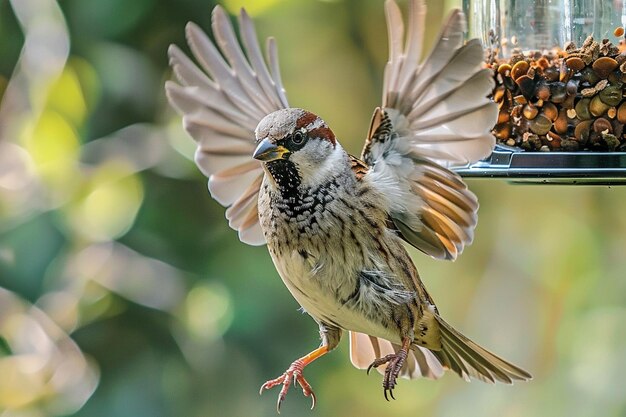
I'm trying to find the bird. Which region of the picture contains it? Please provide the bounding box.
[165,0,531,411]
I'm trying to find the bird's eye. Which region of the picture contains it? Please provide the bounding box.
[292,131,305,145]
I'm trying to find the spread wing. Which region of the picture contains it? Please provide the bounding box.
[361,0,496,261]
[165,6,289,245]
[351,2,498,378]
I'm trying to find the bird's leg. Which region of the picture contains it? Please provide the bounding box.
[367,336,412,400]
[260,322,340,412]
[260,344,328,412]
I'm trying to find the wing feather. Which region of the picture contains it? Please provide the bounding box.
[238,10,287,109]
[169,44,217,91]
[382,0,405,108]
[224,175,263,223]
[208,168,261,206]
[406,40,485,118]
[166,6,289,245]
[186,22,264,119]
[166,81,257,128]
[395,0,426,98]
[408,71,495,131]
[267,38,290,108]
[398,10,465,112]
[183,111,253,139]
[361,0,495,260]
[212,7,275,112]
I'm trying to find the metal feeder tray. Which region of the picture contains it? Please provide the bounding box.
[454,145,626,185]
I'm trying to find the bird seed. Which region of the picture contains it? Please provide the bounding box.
[488,34,626,152]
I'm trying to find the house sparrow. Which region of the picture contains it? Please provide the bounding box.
[166,0,531,411]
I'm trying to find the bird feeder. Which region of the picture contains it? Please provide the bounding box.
[457,0,626,184]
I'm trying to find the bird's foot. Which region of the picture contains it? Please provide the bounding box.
[260,358,316,413]
[367,348,409,400]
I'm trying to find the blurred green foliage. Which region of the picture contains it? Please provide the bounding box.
[1,0,626,416]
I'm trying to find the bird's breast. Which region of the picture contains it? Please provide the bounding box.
[257,174,406,339]
[259,175,367,292]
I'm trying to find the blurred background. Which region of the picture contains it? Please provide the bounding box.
[1,0,626,416]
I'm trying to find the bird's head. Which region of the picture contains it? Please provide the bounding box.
[253,108,341,190]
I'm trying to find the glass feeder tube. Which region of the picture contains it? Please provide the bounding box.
[458,0,626,184]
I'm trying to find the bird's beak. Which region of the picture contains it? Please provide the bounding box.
[252,138,289,162]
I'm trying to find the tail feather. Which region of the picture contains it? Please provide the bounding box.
[432,314,532,384]
[349,314,531,384]
[436,348,473,382]
[439,329,500,383]
[349,331,444,380]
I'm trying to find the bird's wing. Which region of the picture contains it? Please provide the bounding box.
[165,6,289,245]
[360,0,496,260]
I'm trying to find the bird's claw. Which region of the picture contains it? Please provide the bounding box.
[366,353,396,375]
[260,359,316,412]
[367,350,408,401]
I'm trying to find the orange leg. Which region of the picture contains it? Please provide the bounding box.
[260,345,329,412]
[366,337,412,400]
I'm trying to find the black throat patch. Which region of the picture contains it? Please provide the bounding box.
[266,159,301,199]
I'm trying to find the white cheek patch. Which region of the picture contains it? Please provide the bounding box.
[294,141,345,188]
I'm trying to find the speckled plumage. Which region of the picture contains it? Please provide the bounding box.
[258,142,428,349]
